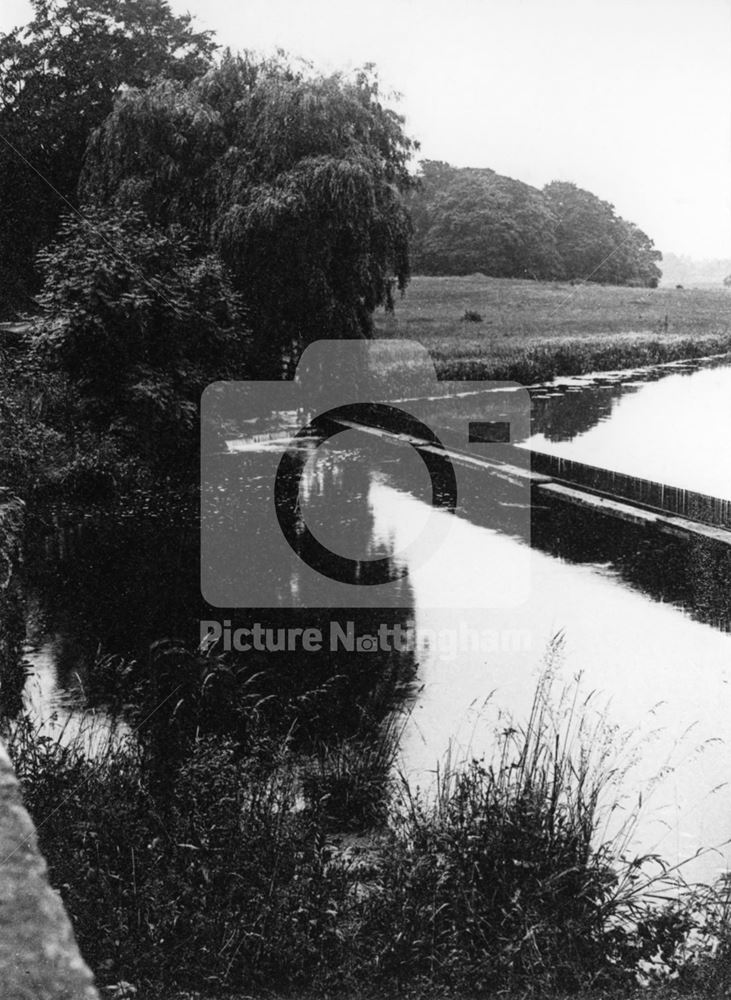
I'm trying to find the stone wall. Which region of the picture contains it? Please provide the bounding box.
[0,494,100,999]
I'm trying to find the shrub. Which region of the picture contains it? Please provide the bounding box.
[302,719,400,830]
[0,345,69,491]
[461,309,483,322]
[32,207,248,482]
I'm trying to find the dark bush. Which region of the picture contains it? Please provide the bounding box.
[461,309,483,322]
[32,207,248,483]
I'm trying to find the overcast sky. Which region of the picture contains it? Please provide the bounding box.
[2,0,730,258]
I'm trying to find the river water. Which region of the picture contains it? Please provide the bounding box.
[18,354,731,883]
[524,357,731,497]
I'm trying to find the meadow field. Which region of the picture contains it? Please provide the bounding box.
[376,275,731,382]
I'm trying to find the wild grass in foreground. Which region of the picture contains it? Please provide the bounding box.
[376,275,731,383]
[9,657,731,998]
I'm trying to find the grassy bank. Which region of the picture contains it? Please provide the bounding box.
[376,276,731,382]
[7,658,731,999]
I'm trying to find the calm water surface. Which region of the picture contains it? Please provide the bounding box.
[525,358,731,498]
[19,355,731,883]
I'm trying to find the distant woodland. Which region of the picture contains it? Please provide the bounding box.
[409,161,663,287]
[659,253,731,287]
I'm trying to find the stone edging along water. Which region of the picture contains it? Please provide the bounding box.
[0,493,100,1000]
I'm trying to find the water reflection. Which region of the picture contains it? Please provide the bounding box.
[384,484,731,883]
[526,361,731,498]
[22,489,420,750]
[205,425,445,607]
[16,356,731,886]
[21,640,129,754]
[532,492,731,632]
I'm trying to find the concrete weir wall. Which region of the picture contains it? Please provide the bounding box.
[0,495,99,1000]
[530,451,731,529]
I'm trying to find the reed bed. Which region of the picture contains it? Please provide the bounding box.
[7,648,727,997]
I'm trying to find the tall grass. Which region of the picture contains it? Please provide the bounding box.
[7,717,351,990]
[361,664,689,993]
[5,659,717,996]
[302,714,402,831]
[428,334,731,384]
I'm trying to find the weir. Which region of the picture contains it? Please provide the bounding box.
[334,418,731,546]
[530,451,731,531]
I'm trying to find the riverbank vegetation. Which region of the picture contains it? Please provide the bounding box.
[0,0,216,317]
[2,5,731,1000]
[0,6,417,494]
[1,3,729,495]
[376,275,731,382]
[9,661,726,999]
[6,273,731,499]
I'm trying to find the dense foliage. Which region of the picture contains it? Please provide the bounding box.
[1,2,417,479]
[81,54,418,370]
[0,0,216,316]
[410,161,662,287]
[410,161,563,280]
[32,207,245,480]
[545,181,662,286]
[8,665,695,996]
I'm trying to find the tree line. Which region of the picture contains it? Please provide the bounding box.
[0,0,415,484]
[0,0,664,488]
[409,161,662,287]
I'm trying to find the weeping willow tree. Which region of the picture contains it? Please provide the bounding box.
[81,53,418,371]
